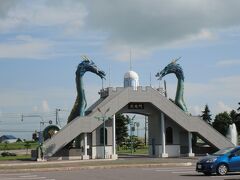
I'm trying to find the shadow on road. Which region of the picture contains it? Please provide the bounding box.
[181,172,240,179]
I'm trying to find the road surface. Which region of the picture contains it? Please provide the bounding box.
[1,166,240,180]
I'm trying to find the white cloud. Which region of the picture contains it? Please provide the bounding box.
[213,75,240,83]
[84,0,240,49]
[159,74,239,116]
[0,0,18,18]
[0,1,87,34]
[0,0,240,57]
[42,100,50,112]
[181,75,240,99]
[105,45,153,62]
[215,101,233,114]
[33,106,38,112]
[189,105,202,116]
[161,29,216,49]
[217,60,240,67]
[0,35,53,59]
[0,88,74,109]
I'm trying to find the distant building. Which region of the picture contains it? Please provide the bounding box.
[124,70,139,90]
[0,135,17,143]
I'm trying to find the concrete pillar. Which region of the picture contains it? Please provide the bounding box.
[187,132,195,157]
[160,112,168,158]
[111,114,118,159]
[82,133,89,160]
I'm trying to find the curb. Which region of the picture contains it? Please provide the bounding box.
[0,162,193,173]
[0,158,113,167]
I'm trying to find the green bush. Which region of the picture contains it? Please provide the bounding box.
[1,152,16,157]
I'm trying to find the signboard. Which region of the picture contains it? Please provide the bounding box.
[128,103,144,110]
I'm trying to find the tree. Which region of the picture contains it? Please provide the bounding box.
[212,112,232,136]
[4,141,9,152]
[125,136,144,152]
[116,114,130,147]
[230,110,238,123]
[24,141,31,155]
[201,104,212,124]
[237,102,240,120]
[16,138,22,143]
[233,102,240,134]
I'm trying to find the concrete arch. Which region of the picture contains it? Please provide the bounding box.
[42,87,234,160]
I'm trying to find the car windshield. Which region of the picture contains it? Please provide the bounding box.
[212,147,235,156]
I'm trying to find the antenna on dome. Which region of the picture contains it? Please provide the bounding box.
[108,65,111,87]
[150,72,152,87]
[129,49,132,70]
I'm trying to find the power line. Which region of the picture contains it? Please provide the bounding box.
[0,129,35,132]
[0,122,41,125]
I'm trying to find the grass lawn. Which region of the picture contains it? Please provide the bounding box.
[0,154,31,161]
[0,142,38,151]
[117,147,148,155]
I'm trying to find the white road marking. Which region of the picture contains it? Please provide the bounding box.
[171,171,196,174]
[19,175,38,178]
[155,168,195,172]
[0,177,46,180]
[143,167,198,175]
[211,174,240,178]
[0,173,52,180]
[0,173,31,176]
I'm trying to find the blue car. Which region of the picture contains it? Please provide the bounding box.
[196,146,240,176]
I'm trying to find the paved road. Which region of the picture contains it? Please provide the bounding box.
[1,166,240,180]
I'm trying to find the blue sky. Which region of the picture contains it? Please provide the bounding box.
[0,0,240,139]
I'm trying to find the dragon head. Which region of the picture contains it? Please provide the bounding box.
[76,56,106,79]
[156,57,184,80]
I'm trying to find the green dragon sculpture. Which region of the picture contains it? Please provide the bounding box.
[156,58,188,112]
[68,56,106,123]
[67,56,105,148]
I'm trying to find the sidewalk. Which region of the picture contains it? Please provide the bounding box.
[0,155,199,173]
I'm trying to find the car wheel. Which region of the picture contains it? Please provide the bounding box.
[217,164,228,176]
[203,172,212,176]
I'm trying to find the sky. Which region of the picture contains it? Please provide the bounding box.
[0,0,239,139]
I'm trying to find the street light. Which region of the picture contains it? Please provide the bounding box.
[135,122,140,137]
[95,107,110,159]
[21,114,50,144]
[129,115,136,154]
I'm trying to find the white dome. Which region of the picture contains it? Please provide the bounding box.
[124,71,139,80]
[124,70,139,90]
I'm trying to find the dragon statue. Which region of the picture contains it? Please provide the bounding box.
[67,56,106,148]
[156,58,188,112]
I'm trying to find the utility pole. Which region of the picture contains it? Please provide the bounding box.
[55,108,62,125]
[129,115,136,154]
[56,109,59,125]
[144,116,148,146]
[21,114,45,144]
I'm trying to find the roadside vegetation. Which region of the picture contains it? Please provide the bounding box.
[0,141,38,151]
[0,154,31,161]
[0,141,38,160]
[117,145,148,155]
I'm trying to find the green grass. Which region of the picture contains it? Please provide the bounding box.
[117,147,148,155]
[0,142,38,151]
[0,154,31,161]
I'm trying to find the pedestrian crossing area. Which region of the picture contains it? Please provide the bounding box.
[142,167,240,179]
[0,173,55,180]
[142,167,196,174]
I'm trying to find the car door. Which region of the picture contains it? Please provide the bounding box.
[229,149,240,171]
